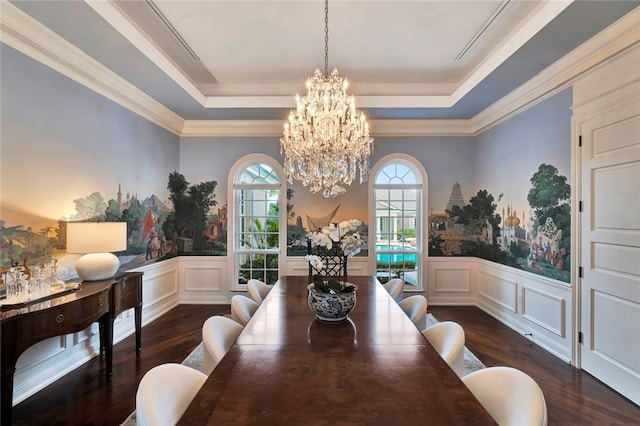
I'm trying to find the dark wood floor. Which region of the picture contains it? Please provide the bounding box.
[11,304,640,425]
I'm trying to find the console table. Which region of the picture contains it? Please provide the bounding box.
[1,271,143,425]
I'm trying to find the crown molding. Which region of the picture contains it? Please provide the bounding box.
[469,6,640,135]
[84,0,207,107]
[0,1,185,135]
[2,1,638,138]
[181,119,475,138]
[451,0,573,105]
[181,120,284,137]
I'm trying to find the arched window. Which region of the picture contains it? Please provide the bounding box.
[230,155,284,287]
[370,156,426,290]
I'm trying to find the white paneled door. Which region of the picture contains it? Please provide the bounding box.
[578,89,640,405]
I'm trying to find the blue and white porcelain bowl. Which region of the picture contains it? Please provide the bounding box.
[307,283,358,322]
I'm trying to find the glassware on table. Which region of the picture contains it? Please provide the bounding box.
[7,268,28,302]
[49,260,66,291]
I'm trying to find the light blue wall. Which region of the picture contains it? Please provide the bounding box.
[0,45,180,229]
[179,137,282,204]
[178,135,476,215]
[474,89,572,225]
[371,137,476,213]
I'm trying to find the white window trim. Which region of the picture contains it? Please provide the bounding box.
[369,153,428,291]
[227,154,286,291]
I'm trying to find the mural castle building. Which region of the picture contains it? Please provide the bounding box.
[429,182,529,255]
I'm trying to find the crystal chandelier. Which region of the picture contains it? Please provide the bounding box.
[280,0,373,198]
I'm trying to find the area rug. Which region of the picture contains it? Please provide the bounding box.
[120,313,485,425]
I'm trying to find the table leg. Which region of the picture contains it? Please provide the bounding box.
[100,314,113,383]
[135,304,142,356]
[99,320,105,355]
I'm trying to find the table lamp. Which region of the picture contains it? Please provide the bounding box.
[66,222,127,281]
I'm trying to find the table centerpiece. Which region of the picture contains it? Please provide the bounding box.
[305,220,364,321]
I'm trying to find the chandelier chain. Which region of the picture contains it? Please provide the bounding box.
[324,0,329,77]
[280,0,373,198]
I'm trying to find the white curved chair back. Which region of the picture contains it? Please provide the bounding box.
[398,295,427,330]
[382,278,404,302]
[202,315,244,375]
[462,366,548,426]
[422,321,465,377]
[247,279,272,304]
[231,295,260,326]
[136,363,207,426]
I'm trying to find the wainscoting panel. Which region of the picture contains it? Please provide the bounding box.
[73,322,99,345]
[427,258,476,305]
[475,259,572,361]
[477,270,518,313]
[347,258,369,277]
[285,256,308,276]
[183,265,222,291]
[284,257,371,278]
[142,268,178,306]
[128,258,180,329]
[522,285,566,337]
[178,256,229,304]
[433,268,472,293]
[15,335,67,370]
[12,333,99,405]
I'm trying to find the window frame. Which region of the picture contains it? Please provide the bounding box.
[228,154,286,290]
[369,154,428,291]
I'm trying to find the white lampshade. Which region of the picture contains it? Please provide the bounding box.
[67,222,127,281]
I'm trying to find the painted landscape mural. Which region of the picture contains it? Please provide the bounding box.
[429,163,570,283]
[0,171,227,283]
[1,162,570,285]
[285,186,369,257]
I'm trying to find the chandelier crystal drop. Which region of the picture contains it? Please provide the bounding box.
[280,0,373,198]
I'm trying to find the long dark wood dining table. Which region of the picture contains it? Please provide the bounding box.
[179,275,496,425]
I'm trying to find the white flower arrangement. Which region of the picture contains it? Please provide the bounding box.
[305,254,323,271]
[307,219,365,257]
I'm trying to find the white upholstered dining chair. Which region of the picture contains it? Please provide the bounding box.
[382,278,404,302]
[398,294,428,330]
[421,321,466,377]
[202,315,244,375]
[462,366,548,426]
[231,294,259,326]
[135,363,207,426]
[247,279,272,304]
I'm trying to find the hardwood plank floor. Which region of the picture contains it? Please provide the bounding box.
[11,304,230,426]
[429,306,640,425]
[10,305,640,425]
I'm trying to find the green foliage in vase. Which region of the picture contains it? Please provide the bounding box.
[311,275,356,294]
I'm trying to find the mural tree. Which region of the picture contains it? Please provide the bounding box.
[105,199,121,221]
[163,171,217,252]
[447,189,502,245]
[72,192,108,221]
[55,219,67,250]
[121,198,148,249]
[527,164,571,251]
